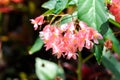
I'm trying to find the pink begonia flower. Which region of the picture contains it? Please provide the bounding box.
[63,32,78,59]
[39,20,103,59]
[85,40,94,49]
[65,52,77,60]
[67,22,76,32]
[79,21,88,29]
[79,21,103,45]
[40,24,63,51]
[76,30,86,51]
[60,22,75,32]
[63,31,78,52]
[60,23,68,32]
[93,32,103,44]
[39,25,52,44]
[52,41,64,58]
[109,0,120,23]
[30,15,44,30]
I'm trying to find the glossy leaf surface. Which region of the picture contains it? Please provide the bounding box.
[35,58,65,80]
[29,38,43,54]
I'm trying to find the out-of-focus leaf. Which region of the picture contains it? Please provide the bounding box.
[69,0,78,5]
[42,0,57,10]
[29,38,43,54]
[28,1,35,14]
[35,58,65,80]
[77,0,108,33]
[54,0,69,14]
[102,47,120,80]
[19,72,27,80]
[104,28,120,56]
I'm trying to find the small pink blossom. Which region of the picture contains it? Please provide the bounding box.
[79,21,88,29]
[65,52,77,60]
[40,24,63,51]
[30,15,44,30]
[85,40,93,49]
[39,25,52,43]
[79,21,103,44]
[76,30,86,51]
[60,23,68,32]
[93,32,103,44]
[67,22,76,32]
[60,22,75,32]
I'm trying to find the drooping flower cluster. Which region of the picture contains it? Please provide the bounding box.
[30,16,103,59]
[109,0,120,23]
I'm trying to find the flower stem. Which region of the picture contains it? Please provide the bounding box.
[77,51,82,80]
[82,53,94,63]
[109,18,120,28]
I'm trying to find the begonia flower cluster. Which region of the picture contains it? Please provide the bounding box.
[30,16,103,59]
[109,0,120,23]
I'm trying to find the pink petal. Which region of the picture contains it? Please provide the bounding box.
[34,24,38,30]
[85,40,94,49]
[79,21,88,29]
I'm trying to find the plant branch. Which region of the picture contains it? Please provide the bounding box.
[82,53,94,63]
[109,18,120,28]
[77,51,82,80]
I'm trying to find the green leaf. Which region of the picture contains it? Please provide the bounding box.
[60,11,77,25]
[60,15,73,25]
[77,0,108,32]
[94,45,102,63]
[100,21,109,35]
[104,28,120,56]
[102,47,120,80]
[43,9,55,15]
[42,0,57,10]
[29,38,44,54]
[54,0,69,14]
[35,58,65,80]
[94,40,103,64]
